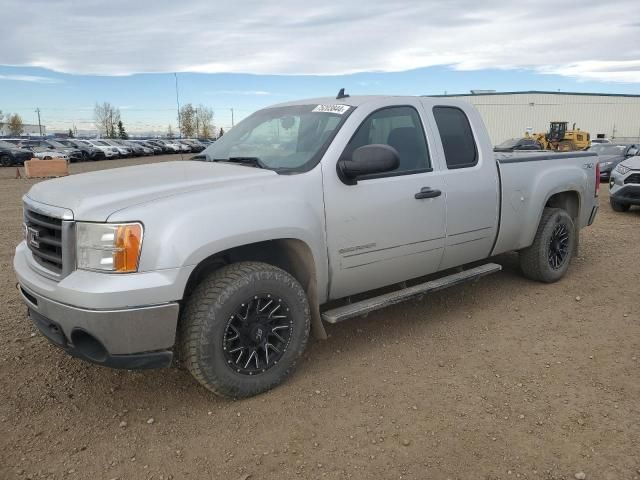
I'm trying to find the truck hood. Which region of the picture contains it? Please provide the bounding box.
[26,160,276,221]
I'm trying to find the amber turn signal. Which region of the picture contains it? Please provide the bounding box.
[114,224,143,273]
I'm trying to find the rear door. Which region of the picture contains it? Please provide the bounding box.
[322,100,447,299]
[424,102,500,269]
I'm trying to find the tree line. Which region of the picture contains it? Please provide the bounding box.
[0,110,26,136]
[1,103,223,138]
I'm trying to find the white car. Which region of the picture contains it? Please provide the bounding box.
[31,148,70,160]
[84,139,123,158]
[82,140,120,159]
[98,139,133,157]
[159,140,182,153]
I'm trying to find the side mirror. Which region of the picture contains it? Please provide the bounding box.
[337,144,400,185]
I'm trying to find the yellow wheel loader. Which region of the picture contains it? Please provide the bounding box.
[528,122,591,151]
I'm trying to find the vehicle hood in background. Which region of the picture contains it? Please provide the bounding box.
[26,160,277,221]
[619,156,640,170]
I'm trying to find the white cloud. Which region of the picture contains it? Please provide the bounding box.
[0,0,639,82]
[0,74,61,84]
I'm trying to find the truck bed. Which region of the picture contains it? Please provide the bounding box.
[491,150,599,256]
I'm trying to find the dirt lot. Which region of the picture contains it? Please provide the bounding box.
[1,155,639,480]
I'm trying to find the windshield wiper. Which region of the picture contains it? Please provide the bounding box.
[213,156,268,169]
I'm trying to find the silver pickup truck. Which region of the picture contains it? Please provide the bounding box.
[14,95,600,398]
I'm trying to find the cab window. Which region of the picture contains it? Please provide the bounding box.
[342,106,431,175]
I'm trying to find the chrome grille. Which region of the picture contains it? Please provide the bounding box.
[24,208,64,274]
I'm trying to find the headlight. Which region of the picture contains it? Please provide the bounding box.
[76,222,143,273]
[615,164,630,175]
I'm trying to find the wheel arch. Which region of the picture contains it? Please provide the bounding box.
[182,238,327,340]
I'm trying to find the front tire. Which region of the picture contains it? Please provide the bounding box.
[610,199,630,212]
[179,262,310,398]
[0,155,12,167]
[519,208,575,283]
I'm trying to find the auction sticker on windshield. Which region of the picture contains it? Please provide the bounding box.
[312,104,351,114]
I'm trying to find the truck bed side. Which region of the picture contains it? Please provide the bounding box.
[491,151,598,256]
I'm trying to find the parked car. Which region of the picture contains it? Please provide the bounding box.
[139,141,163,154]
[174,140,192,153]
[81,140,120,159]
[20,139,83,162]
[127,141,154,156]
[58,139,106,161]
[116,140,145,156]
[4,139,72,161]
[28,146,70,160]
[144,140,171,153]
[609,155,640,212]
[494,138,543,152]
[589,143,640,181]
[0,140,33,166]
[14,95,599,398]
[149,139,181,153]
[99,139,133,157]
[181,139,206,153]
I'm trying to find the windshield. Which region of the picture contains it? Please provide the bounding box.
[200,104,352,172]
[46,140,67,148]
[590,144,626,155]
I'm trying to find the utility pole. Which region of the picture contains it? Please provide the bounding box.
[230,108,234,127]
[35,108,42,137]
[195,107,199,138]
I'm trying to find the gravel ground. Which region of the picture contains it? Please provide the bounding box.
[1,156,639,480]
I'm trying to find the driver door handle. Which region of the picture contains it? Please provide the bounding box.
[415,187,442,199]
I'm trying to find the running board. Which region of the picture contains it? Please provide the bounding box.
[321,263,502,324]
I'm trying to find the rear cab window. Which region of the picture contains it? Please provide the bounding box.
[432,106,478,169]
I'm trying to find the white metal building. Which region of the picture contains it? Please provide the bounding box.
[433,91,640,146]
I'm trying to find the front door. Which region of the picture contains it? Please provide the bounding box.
[322,102,447,300]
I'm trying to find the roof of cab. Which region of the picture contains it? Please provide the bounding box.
[270,95,469,109]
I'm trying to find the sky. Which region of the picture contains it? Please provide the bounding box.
[1,0,639,134]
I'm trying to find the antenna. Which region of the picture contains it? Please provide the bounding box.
[336,88,349,100]
[174,73,184,160]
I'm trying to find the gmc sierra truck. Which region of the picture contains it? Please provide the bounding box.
[14,95,600,398]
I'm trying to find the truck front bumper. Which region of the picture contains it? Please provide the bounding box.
[610,184,640,205]
[14,241,190,369]
[18,284,178,369]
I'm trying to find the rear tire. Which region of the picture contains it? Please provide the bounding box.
[519,208,575,283]
[610,199,630,212]
[179,262,310,398]
[0,155,12,167]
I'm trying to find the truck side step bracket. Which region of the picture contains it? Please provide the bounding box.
[321,263,502,324]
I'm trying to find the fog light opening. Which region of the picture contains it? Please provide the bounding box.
[70,329,108,363]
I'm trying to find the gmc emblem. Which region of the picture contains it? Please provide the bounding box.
[27,226,40,248]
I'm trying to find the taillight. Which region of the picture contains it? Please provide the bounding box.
[595,162,600,197]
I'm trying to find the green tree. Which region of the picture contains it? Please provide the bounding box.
[167,124,174,138]
[7,113,24,136]
[117,120,128,139]
[68,128,74,138]
[218,127,224,138]
[179,104,196,138]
